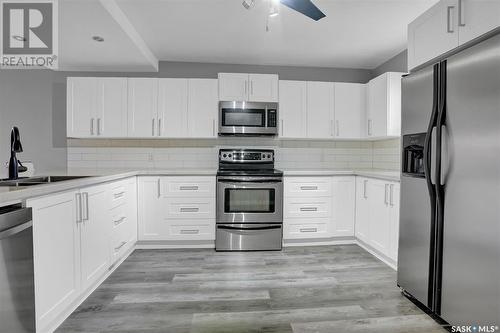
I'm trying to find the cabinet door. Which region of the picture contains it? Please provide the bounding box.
[367,74,388,137]
[332,177,355,237]
[127,78,158,137]
[279,80,307,138]
[97,78,127,137]
[218,73,248,101]
[367,180,391,255]
[306,81,334,139]
[388,183,400,262]
[334,83,366,139]
[125,178,138,243]
[355,177,370,243]
[248,74,279,102]
[138,177,165,240]
[158,78,188,138]
[67,77,97,138]
[80,185,110,290]
[458,0,500,45]
[188,79,218,138]
[28,191,80,332]
[408,0,459,70]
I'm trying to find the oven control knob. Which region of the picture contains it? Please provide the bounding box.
[223,154,227,158]
[228,154,232,158]
[267,154,272,159]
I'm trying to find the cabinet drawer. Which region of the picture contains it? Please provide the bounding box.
[284,222,329,239]
[165,197,215,219]
[110,222,133,263]
[285,177,332,197]
[285,197,331,219]
[167,222,215,241]
[109,185,127,208]
[110,206,128,230]
[163,177,215,197]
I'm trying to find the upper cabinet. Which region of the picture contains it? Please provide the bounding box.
[366,72,404,138]
[279,80,307,138]
[218,73,278,102]
[127,78,159,138]
[67,77,127,138]
[334,83,366,139]
[158,78,188,138]
[188,79,218,138]
[306,81,335,139]
[408,0,500,70]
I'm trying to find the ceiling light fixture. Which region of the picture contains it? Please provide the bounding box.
[242,0,255,10]
[92,36,104,42]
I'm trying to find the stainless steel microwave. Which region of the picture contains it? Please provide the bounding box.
[218,101,278,136]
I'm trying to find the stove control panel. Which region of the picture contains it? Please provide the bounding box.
[219,150,274,163]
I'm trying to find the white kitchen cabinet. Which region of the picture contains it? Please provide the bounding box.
[331,177,355,237]
[366,72,403,138]
[138,177,164,240]
[334,83,366,139]
[80,184,110,291]
[67,77,97,138]
[29,191,81,332]
[306,81,335,139]
[248,74,279,102]
[97,78,128,137]
[388,183,400,262]
[355,177,370,243]
[278,80,307,138]
[408,0,500,70]
[158,78,189,138]
[127,78,159,137]
[367,180,391,255]
[188,79,218,138]
[218,73,278,102]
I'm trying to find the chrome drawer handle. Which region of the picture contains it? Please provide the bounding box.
[114,216,126,225]
[180,229,200,234]
[300,207,318,212]
[114,241,127,251]
[179,186,199,191]
[300,228,317,233]
[300,186,318,190]
[113,191,125,199]
[180,207,199,213]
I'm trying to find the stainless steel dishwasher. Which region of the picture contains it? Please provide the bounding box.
[0,204,35,333]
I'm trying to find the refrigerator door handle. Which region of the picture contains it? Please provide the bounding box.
[440,124,449,186]
[430,127,437,185]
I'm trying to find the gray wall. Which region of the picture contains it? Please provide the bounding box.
[0,62,372,177]
[371,50,408,78]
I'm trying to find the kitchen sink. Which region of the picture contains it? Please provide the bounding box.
[0,176,92,187]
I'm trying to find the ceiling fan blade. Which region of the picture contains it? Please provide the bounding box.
[279,0,326,21]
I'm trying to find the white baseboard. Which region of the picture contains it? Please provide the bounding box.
[283,237,356,247]
[136,240,215,249]
[355,239,397,271]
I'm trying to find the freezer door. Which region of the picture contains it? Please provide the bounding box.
[440,33,500,326]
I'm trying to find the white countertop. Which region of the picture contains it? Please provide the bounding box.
[0,168,399,206]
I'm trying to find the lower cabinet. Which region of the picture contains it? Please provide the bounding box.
[355,177,400,263]
[138,176,216,241]
[283,176,355,240]
[27,178,138,332]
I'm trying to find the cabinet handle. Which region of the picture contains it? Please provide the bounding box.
[250,80,254,95]
[180,185,199,191]
[458,0,465,26]
[90,118,95,135]
[280,119,284,136]
[390,184,394,207]
[300,207,318,212]
[244,81,248,96]
[82,192,89,221]
[114,216,126,225]
[115,241,127,251]
[336,120,340,137]
[363,180,368,199]
[300,228,317,233]
[152,119,155,136]
[113,191,125,199]
[212,119,216,137]
[384,184,389,205]
[368,119,372,136]
[158,118,162,137]
[330,120,334,137]
[97,118,101,135]
[157,178,161,198]
[447,6,455,33]
[180,207,200,213]
[180,229,200,235]
[300,186,318,191]
[76,193,82,223]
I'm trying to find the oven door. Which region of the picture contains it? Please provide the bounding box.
[217,176,283,224]
[218,101,277,135]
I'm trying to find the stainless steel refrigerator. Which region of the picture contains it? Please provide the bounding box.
[398,31,500,326]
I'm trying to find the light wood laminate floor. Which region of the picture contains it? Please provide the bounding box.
[57,245,446,333]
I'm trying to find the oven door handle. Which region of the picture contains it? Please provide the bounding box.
[218,225,282,231]
[218,177,282,183]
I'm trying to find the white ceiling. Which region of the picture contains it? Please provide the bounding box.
[57,0,439,71]
[115,0,439,69]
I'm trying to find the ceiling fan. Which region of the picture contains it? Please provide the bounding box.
[242,0,326,21]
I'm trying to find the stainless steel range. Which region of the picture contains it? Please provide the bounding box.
[216,149,283,251]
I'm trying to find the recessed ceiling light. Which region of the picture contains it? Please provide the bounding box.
[92,36,104,42]
[12,35,26,42]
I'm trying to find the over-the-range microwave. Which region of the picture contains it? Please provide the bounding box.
[218,101,278,136]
